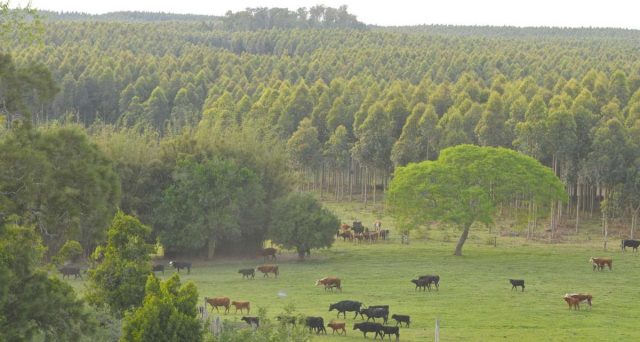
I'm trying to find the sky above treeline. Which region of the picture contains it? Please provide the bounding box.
[13,0,640,29]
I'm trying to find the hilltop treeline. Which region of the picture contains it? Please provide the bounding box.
[5,9,640,250]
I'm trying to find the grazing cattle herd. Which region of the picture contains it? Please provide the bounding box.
[55,221,639,339]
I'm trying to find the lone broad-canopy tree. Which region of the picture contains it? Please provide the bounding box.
[269,192,339,259]
[387,145,566,256]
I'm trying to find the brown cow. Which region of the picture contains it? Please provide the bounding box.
[315,277,342,292]
[564,293,593,310]
[231,301,250,314]
[366,231,379,243]
[589,257,612,271]
[257,264,279,278]
[205,296,230,314]
[327,321,346,335]
[259,248,277,261]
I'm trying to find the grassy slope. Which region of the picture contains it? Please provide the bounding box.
[65,201,640,341]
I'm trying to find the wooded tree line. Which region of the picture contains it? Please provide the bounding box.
[5,9,640,247]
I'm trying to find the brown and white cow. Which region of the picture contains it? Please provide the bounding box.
[589,257,612,271]
[315,276,342,292]
[563,293,592,310]
[205,296,230,314]
[257,264,279,278]
[231,301,250,314]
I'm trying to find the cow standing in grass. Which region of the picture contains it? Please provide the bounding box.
[589,257,612,271]
[564,293,592,310]
[418,274,440,291]
[329,300,363,319]
[316,277,342,292]
[622,239,640,253]
[509,279,525,291]
[353,322,383,339]
[259,248,277,261]
[169,260,191,274]
[59,266,82,280]
[257,264,279,278]
[205,296,230,314]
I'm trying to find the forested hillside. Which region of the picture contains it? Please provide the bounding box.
[4,7,640,256]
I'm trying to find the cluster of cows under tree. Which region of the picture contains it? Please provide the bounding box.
[337,221,391,243]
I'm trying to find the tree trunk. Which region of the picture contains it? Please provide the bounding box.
[373,169,377,205]
[320,163,325,200]
[207,237,217,260]
[454,222,473,256]
[575,183,581,233]
[348,157,353,201]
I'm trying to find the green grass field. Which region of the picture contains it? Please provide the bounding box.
[64,201,640,341]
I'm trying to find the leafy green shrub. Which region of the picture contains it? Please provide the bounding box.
[54,240,83,265]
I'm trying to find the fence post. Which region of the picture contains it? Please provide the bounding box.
[435,318,440,342]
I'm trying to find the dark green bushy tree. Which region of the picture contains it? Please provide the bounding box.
[86,212,154,318]
[269,192,339,259]
[0,221,94,341]
[121,274,202,342]
[155,156,266,259]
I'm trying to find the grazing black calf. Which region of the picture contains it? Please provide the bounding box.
[238,268,255,279]
[353,322,383,339]
[152,264,164,274]
[360,307,389,324]
[169,261,191,274]
[379,325,400,341]
[241,316,259,327]
[622,239,640,252]
[391,314,410,327]
[59,266,82,279]
[305,316,326,334]
[418,274,440,291]
[411,278,429,291]
[329,300,363,319]
[509,279,525,292]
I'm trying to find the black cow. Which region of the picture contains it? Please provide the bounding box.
[238,268,255,279]
[329,300,363,319]
[152,264,165,274]
[418,274,440,291]
[353,322,383,339]
[59,266,82,279]
[391,314,410,327]
[169,261,191,274]
[622,239,640,252]
[411,278,429,291]
[509,279,525,292]
[241,316,259,327]
[360,307,388,324]
[305,316,326,334]
[379,325,400,341]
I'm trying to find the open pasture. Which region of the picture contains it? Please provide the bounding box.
[60,201,640,341]
[96,238,640,341]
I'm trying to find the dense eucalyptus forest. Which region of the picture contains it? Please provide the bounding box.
[3,6,640,260]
